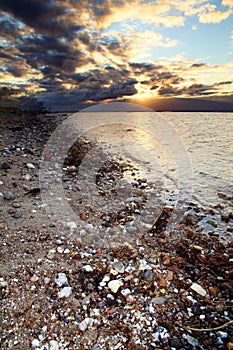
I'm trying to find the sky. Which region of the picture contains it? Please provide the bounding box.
[0,0,233,111]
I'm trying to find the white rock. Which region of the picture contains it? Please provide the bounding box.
[47,249,56,260]
[67,221,77,229]
[0,278,8,288]
[79,317,94,331]
[107,293,115,300]
[55,273,68,287]
[82,265,93,272]
[217,331,228,338]
[190,282,207,296]
[25,174,31,180]
[0,181,3,186]
[58,286,72,298]
[57,247,64,254]
[108,279,123,293]
[32,339,40,347]
[49,340,59,350]
[27,163,36,169]
[121,288,131,296]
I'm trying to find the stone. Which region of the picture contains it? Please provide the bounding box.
[30,274,39,283]
[27,163,36,169]
[209,286,217,296]
[47,249,56,260]
[49,340,59,350]
[143,270,153,281]
[82,265,93,272]
[12,213,21,219]
[79,317,94,331]
[31,339,40,348]
[12,202,21,208]
[58,286,72,298]
[67,221,77,229]
[55,273,68,287]
[4,191,14,200]
[108,279,123,293]
[190,282,207,296]
[153,326,169,342]
[113,261,125,273]
[158,278,167,288]
[2,163,11,170]
[152,296,166,305]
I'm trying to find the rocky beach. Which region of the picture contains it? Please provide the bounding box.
[0,110,232,350]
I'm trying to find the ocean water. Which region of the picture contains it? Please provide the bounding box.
[44,111,233,241]
[72,111,232,208]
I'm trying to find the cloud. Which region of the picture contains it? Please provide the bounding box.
[0,0,232,107]
[198,3,232,23]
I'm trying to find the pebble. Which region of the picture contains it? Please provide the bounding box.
[4,191,14,200]
[79,317,94,331]
[30,274,39,283]
[27,163,36,169]
[0,180,3,186]
[49,340,59,350]
[217,331,228,338]
[55,273,68,287]
[108,279,123,293]
[2,163,11,170]
[143,270,153,281]
[12,202,21,208]
[67,221,77,229]
[82,265,93,272]
[153,326,169,342]
[32,339,40,348]
[47,249,56,260]
[12,213,21,219]
[113,261,125,273]
[158,278,167,288]
[58,286,72,298]
[190,282,207,296]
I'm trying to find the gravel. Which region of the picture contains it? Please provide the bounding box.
[0,111,232,349]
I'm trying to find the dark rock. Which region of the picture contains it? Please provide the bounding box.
[169,338,184,349]
[2,163,11,170]
[12,213,21,219]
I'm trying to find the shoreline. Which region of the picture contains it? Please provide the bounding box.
[0,112,232,349]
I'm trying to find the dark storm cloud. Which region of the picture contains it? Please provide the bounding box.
[37,77,138,110]
[158,83,217,96]
[0,0,68,35]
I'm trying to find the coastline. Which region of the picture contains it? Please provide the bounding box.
[0,111,232,349]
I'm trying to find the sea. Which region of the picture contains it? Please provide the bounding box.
[48,111,233,241]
